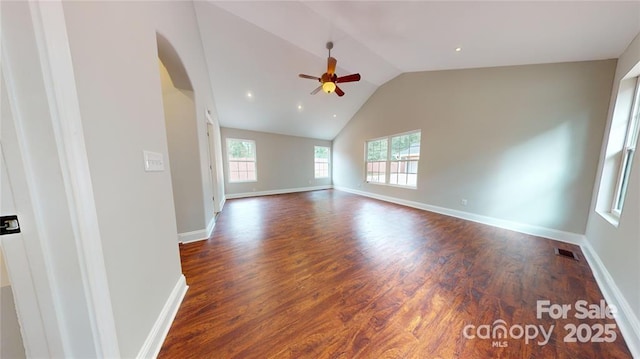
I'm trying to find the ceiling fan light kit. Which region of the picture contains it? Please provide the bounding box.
[299,41,361,97]
[322,81,336,93]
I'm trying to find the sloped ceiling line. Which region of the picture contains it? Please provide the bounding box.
[196,1,640,141]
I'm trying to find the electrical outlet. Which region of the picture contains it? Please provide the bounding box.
[461,199,468,206]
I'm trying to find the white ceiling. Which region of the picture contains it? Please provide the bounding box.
[195,1,640,140]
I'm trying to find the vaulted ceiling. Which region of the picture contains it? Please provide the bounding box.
[195,1,640,140]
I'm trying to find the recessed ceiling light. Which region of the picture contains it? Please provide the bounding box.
[297,104,303,110]
[246,91,253,98]
[333,114,337,118]
[455,47,462,52]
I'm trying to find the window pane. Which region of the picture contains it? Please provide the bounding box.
[612,78,640,214]
[314,146,330,178]
[615,149,634,211]
[367,139,388,161]
[315,146,329,159]
[227,139,257,182]
[388,132,420,187]
[391,132,421,160]
[365,132,420,186]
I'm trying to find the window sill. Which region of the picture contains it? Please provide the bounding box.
[365,182,417,190]
[229,180,258,184]
[596,210,620,228]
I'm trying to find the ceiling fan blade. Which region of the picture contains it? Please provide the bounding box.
[335,86,345,97]
[327,57,337,75]
[310,85,322,95]
[299,74,321,81]
[336,73,361,83]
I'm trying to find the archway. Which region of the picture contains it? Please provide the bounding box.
[156,33,204,239]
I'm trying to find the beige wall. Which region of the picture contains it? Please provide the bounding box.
[221,128,332,195]
[62,1,219,356]
[159,60,203,234]
[586,32,640,344]
[334,60,616,234]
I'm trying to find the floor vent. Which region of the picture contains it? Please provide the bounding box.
[555,248,579,261]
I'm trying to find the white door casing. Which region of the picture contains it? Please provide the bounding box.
[1,1,120,357]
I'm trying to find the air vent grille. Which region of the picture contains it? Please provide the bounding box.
[555,248,579,261]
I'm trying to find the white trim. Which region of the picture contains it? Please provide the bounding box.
[2,30,63,359]
[219,196,226,212]
[225,185,333,199]
[206,214,216,238]
[177,229,208,244]
[581,240,640,358]
[334,186,584,245]
[28,2,120,356]
[136,275,188,359]
[177,215,217,244]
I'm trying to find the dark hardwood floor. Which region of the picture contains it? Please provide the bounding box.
[158,190,631,359]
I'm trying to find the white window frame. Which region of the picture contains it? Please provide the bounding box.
[226,138,257,183]
[365,136,388,184]
[365,130,421,188]
[314,146,331,179]
[611,77,640,217]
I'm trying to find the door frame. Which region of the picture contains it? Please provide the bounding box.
[1,1,119,356]
[205,110,225,213]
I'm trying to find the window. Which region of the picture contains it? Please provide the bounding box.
[226,138,256,182]
[390,132,421,186]
[314,146,330,178]
[612,77,640,216]
[366,130,421,187]
[366,138,388,183]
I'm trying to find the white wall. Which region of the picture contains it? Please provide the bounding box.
[585,32,640,354]
[61,1,220,356]
[159,60,203,234]
[221,128,332,196]
[333,60,616,234]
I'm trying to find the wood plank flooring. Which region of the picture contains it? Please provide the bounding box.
[158,190,632,358]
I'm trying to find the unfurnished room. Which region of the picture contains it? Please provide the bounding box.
[1,1,639,358]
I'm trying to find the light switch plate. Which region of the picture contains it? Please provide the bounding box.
[143,151,164,172]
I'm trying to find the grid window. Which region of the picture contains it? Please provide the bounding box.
[226,138,257,182]
[366,131,421,187]
[366,138,388,183]
[390,132,421,187]
[314,146,330,178]
[612,77,640,216]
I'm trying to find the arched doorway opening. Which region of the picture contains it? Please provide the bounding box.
[156,33,204,239]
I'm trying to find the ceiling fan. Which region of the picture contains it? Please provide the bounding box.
[299,42,361,97]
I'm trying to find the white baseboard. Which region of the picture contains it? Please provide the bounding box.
[334,186,584,245]
[581,240,640,358]
[206,215,216,238]
[179,215,218,244]
[225,185,333,199]
[219,197,226,212]
[136,275,188,359]
[178,229,207,244]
